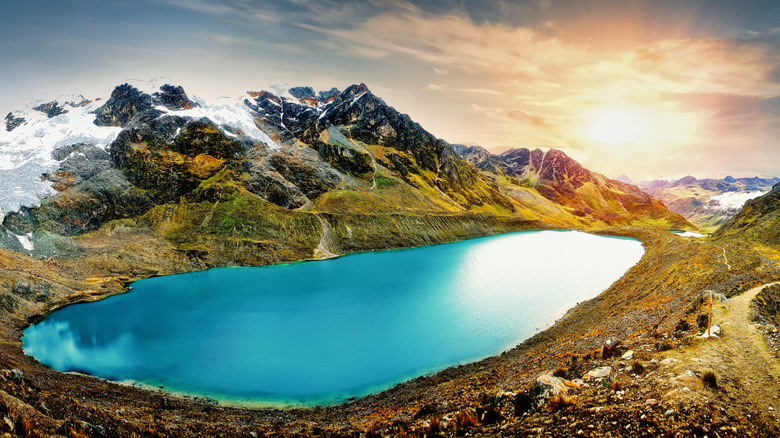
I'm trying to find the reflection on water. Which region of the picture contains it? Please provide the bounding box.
[24,230,644,406]
[23,319,138,377]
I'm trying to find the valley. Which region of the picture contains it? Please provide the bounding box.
[638,176,779,233]
[0,82,779,437]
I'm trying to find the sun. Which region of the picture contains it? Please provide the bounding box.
[587,108,642,144]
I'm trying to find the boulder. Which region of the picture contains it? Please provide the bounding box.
[584,366,613,380]
[698,324,722,338]
[602,338,619,358]
[529,372,579,407]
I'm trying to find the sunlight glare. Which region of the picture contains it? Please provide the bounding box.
[587,108,641,144]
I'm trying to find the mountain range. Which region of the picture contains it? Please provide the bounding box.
[0,81,690,261]
[637,176,779,232]
[451,144,684,226]
[716,181,780,247]
[4,80,780,436]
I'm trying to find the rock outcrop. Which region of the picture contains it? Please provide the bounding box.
[4,113,25,132]
[93,83,164,127]
[32,101,68,118]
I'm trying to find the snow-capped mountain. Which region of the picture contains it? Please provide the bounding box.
[1,96,122,216]
[638,176,780,232]
[0,80,691,255]
[0,78,286,218]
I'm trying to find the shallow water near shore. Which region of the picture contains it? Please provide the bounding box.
[23,230,643,406]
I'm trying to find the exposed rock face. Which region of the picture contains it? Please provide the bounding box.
[450,145,500,173]
[2,207,37,235]
[93,84,163,127]
[44,143,112,191]
[34,169,153,235]
[240,160,309,209]
[109,117,246,203]
[268,152,340,200]
[32,101,68,118]
[152,84,198,111]
[5,113,26,131]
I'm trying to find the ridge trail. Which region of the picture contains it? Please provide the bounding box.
[671,281,780,424]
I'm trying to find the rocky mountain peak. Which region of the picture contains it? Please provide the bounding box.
[152,84,198,111]
[288,86,316,100]
[537,149,589,184]
[32,101,69,118]
[4,112,25,132]
[673,175,698,186]
[93,83,162,127]
[93,83,197,128]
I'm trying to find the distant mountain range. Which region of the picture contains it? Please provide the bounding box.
[716,181,780,247]
[636,176,779,232]
[451,144,683,226]
[0,81,690,259]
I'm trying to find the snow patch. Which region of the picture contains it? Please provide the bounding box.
[676,231,706,238]
[0,95,121,212]
[707,190,766,210]
[348,91,367,108]
[125,77,178,95]
[178,96,280,149]
[15,232,34,251]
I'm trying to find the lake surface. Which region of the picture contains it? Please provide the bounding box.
[23,231,644,406]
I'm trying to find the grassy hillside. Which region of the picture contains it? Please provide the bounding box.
[715,183,780,247]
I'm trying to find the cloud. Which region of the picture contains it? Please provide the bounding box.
[472,104,551,127]
[324,10,579,79]
[316,7,780,101]
[622,38,780,97]
[157,0,275,20]
[458,88,503,96]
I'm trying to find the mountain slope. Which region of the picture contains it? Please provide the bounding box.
[0,83,535,260]
[0,82,691,261]
[715,181,780,247]
[453,145,689,228]
[639,176,778,232]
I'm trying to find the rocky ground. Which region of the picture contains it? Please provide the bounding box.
[0,228,779,437]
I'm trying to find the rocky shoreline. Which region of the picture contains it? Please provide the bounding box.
[1,226,779,436]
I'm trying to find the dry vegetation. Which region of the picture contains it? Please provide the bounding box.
[0,227,779,436]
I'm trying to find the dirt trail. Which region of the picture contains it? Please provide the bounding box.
[675,282,780,423]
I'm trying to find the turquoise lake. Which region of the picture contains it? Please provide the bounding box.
[23,230,644,406]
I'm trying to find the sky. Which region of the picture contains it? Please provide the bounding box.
[3,0,780,181]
